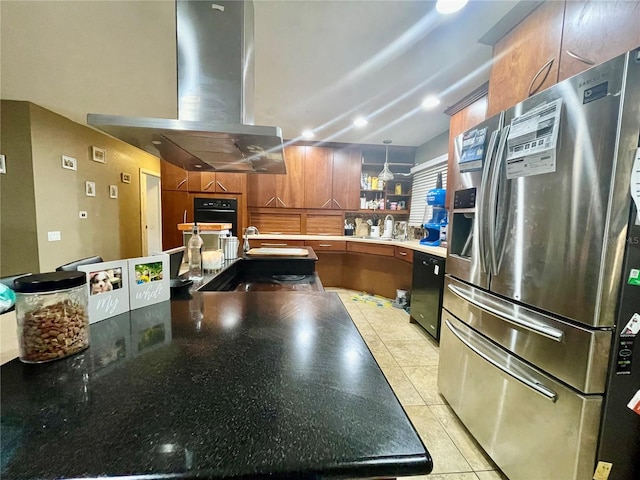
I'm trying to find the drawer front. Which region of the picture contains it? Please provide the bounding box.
[395,246,414,263]
[347,242,395,257]
[438,313,601,480]
[305,240,346,252]
[249,239,306,248]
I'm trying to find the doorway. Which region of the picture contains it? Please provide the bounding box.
[140,169,162,256]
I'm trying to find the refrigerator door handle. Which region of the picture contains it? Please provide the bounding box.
[478,129,500,275]
[447,283,565,342]
[444,319,559,402]
[488,125,510,276]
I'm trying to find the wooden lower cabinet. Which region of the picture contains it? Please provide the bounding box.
[395,245,414,263]
[341,252,412,299]
[304,240,346,252]
[248,239,306,248]
[346,242,394,257]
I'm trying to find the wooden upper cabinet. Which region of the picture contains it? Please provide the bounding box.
[247,146,305,208]
[487,1,564,117]
[304,147,334,208]
[276,146,305,208]
[559,1,640,81]
[160,160,189,191]
[188,171,245,193]
[332,148,361,210]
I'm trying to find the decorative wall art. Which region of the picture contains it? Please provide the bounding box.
[62,155,77,171]
[85,181,96,197]
[92,146,106,163]
[78,260,130,324]
[109,185,118,199]
[121,172,131,184]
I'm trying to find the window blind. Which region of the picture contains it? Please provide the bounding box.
[409,156,448,226]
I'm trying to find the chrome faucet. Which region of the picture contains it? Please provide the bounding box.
[243,226,259,253]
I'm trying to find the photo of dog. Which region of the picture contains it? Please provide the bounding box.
[89,268,123,296]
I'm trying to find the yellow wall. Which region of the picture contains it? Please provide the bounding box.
[1,101,161,275]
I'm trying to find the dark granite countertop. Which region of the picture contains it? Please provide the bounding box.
[0,292,432,479]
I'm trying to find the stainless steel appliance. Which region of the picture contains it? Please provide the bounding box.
[193,198,238,237]
[439,48,640,480]
[88,1,286,174]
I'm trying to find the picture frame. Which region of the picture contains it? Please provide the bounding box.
[0,154,5,174]
[92,146,106,163]
[85,181,96,197]
[109,185,118,199]
[62,155,77,171]
[78,260,130,324]
[128,255,170,310]
[121,172,131,184]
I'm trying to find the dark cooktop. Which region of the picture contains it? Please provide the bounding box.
[234,273,323,292]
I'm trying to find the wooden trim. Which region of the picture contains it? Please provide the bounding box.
[444,82,490,116]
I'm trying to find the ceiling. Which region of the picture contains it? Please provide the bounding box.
[252,0,528,148]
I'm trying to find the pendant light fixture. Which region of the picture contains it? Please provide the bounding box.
[378,139,394,181]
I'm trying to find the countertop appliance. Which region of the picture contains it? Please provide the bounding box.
[410,251,445,341]
[87,0,286,174]
[193,198,238,237]
[439,48,640,480]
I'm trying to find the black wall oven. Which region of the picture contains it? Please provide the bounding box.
[193,198,238,237]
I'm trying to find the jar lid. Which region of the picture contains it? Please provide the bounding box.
[14,271,86,293]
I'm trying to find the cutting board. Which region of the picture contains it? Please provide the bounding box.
[246,248,309,256]
[177,222,232,231]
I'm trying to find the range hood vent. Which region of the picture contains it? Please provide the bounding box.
[88,0,286,174]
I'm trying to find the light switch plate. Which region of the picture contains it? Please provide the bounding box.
[79,211,88,219]
[47,231,61,241]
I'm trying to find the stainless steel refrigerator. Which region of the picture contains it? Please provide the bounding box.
[439,48,640,480]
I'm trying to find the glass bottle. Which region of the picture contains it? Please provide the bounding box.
[188,224,204,279]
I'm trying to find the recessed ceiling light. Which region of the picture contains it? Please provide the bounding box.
[436,0,468,15]
[421,95,441,109]
[302,129,314,139]
[353,117,368,127]
[151,140,162,145]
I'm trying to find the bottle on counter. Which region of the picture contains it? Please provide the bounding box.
[188,223,204,279]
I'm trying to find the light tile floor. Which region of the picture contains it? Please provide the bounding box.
[327,288,509,480]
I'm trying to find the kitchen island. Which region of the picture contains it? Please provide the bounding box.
[0,291,433,479]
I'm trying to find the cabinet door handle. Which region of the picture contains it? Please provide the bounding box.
[565,49,595,66]
[333,199,343,208]
[528,58,555,97]
[319,244,332,247]
[204,181,216,190]
[321,199,331,208]
[216,180,227,192]
[176,179,187,189]
[277,197,287,207]
[183,210,187,223]
[399,251,407,256]
[265,196,276,206]
[261,243,289,246]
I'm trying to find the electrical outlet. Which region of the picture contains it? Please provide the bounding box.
[47,231,61,241]
[79,211,88,219]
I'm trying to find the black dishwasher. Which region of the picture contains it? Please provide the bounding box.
[410,251,445,341]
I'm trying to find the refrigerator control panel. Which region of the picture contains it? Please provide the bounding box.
[453,188,476,209]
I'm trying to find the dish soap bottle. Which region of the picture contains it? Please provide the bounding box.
[188,223,204,280]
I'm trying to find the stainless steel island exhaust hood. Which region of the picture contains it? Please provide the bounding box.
[88,0,286,174]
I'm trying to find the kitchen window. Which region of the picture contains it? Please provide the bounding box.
[409,154,447,226]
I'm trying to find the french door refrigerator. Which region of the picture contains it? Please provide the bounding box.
[439,48,640,480]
